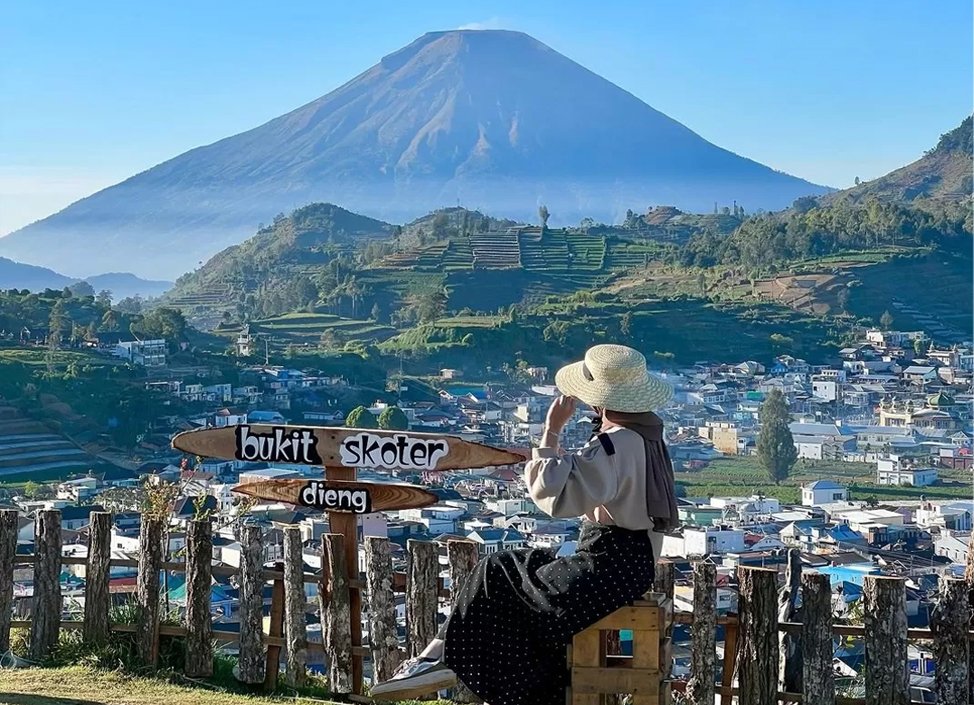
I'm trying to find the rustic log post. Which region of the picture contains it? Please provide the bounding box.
[83,511,112,646]
[863,575,908,705]
[184,518,214,677]
[264,563,285,691]
[930,577,969,704]
[686,562,716,705]
[0,509,18,653]
[136,515,163,669]
[778,548,802,693]
[237,524,265,684]
[447,539,481,703]
[654,559,675,600]
[801,571,834,705]
[323,533,352,693]
[406,539,437,658]
[283,526,308,687]
[365,537,402,684]
[29,509,62,662]
[737,567,778,705]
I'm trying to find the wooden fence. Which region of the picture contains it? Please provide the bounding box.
[2,509,972,703]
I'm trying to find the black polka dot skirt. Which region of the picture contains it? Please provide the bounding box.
[443,523,656,705]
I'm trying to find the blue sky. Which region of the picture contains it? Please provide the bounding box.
[1,0,971,236]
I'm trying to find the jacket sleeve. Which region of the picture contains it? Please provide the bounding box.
[523,435,619,519]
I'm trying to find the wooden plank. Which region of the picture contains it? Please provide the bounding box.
[0,509,18,653]
[263,563,286,692]
[171,424,525,470]
[863,576,908,705]
[930,577,969,704]
[30,509,61,662]
[571,667,659,696]
[719,613,738,705]
[572,629,602,705]
[237,524,265,684]
[589,606,661,631]
[232,478,438,514]
[632,629,659,673]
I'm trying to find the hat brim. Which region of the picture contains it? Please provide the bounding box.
[555,361,673,413]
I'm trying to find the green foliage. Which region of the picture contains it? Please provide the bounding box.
[346,405,378,428]
[378,405,409,430]
[879,309,894,329]
[129,307,187,351]
[68,281,95,298]
[756,389,798,484]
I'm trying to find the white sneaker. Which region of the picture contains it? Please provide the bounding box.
[370,656,457,700]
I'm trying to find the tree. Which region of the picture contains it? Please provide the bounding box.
[378,406,409,431]
[48,298,68,349]
[836,287,850,313]
[620,312,633,337]
[879,310,894,330]
[370,303,381,321]
[130,307,187,351]
[68,281,95,298]
[95,290,113,308]
[756,389,798,484]
[913,337,930,358]
[538,204,550,229]
[345,406,378,429]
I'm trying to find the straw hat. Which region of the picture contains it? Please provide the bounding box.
[555,344,672,413]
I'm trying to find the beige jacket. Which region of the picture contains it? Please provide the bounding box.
[524,425,657,531]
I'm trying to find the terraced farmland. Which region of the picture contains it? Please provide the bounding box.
[247,313,397,345]
[0,411,99,481]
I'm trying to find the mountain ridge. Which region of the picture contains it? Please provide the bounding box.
[0,257,172,300]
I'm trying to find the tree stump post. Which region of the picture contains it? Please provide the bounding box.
[406,539,438,658]
[30,509,62,662]
[185,518,214,677]
[237,524,265,684]
[447,539,481,703]
[737,567,778,705]
[863,575,908,705]
[686,562,716,705]
[365,536,402,684]
[83,511,112,646]
[801,572,834,705]
[136,516,163,669]
[283,526,308,687]
[930,577,969,704]
[778,548,802,693]
[323,533,352,693]
[0,509,18,653]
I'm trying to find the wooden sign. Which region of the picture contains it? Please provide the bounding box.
[232,479,438,514]
[171,424,526,471]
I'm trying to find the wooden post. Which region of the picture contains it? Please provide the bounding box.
[136,515,163,669]
[447,539,481,703]
[655,558,675,694]
[283,526,308,687]
[654,559,675,600]
[801,571,834,705]
[737,567,778,705]
[406,539,438,658]
[686,562,716,705]
[863,575,908,705]
[83,511,112,646]
[719,615,738,705]
[264,562,285,691]
[931,577,969,704]
[237,524,265,684]
[323,532,352,694]
[29,509,62,661]
[778,547,802,693]
[185,518,214,678]
[365,536,402,684]
[0,509,18,653]
[326,465,363,695]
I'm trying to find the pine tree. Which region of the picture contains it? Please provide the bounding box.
[880,310,894,330]
[345,406,378,429]
[378,406,409,431]
[756,389,798,484]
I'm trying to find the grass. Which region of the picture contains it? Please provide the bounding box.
[0,666,448,705]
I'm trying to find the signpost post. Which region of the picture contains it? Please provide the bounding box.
[172,424,525,695]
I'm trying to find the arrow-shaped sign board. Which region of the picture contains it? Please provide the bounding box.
[171,424,526,471]
[233,479,438,514]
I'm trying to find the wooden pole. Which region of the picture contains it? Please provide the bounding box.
[184,518,214,678]
[931,577,969,704]
[0,509,18,653]
[719,618,738,705]
[83,511,112,646]
[406,539,438,658]
[283,526,308,687]
[323,532,353,694]
[737,567,778,705]
[29,509,62,661]
[686,562,716,705]
[237,524,265,684]
[801,571,834,705]
[447,539,481,703]
[136,515,163,669]
[263,561,285,691]
[778,547,802,693]
[365,536,402,684]
[327,465,363,694]
[863,575,908,705]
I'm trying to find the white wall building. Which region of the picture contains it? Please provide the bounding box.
[802,480,848,507]
[877,455,939,487]
[684,526,747,556]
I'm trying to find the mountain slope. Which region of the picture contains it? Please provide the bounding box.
[0,29,829,279]
[0,257,171,299]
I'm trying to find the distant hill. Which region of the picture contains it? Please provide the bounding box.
[0,256,171,300]
[0,29,829,279]
[826,116,973,206]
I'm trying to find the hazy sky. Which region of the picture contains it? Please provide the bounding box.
[1,0,971,236]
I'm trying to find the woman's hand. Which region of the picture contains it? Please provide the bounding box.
[545,395,576,434]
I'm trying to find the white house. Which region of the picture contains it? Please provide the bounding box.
[877,455,938,487]
[114,339,167,367]
[935,532,969,564]
[466,528,527,555]
[916,500,974,532]
[684,526,746,556]
[802,480,848,507]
